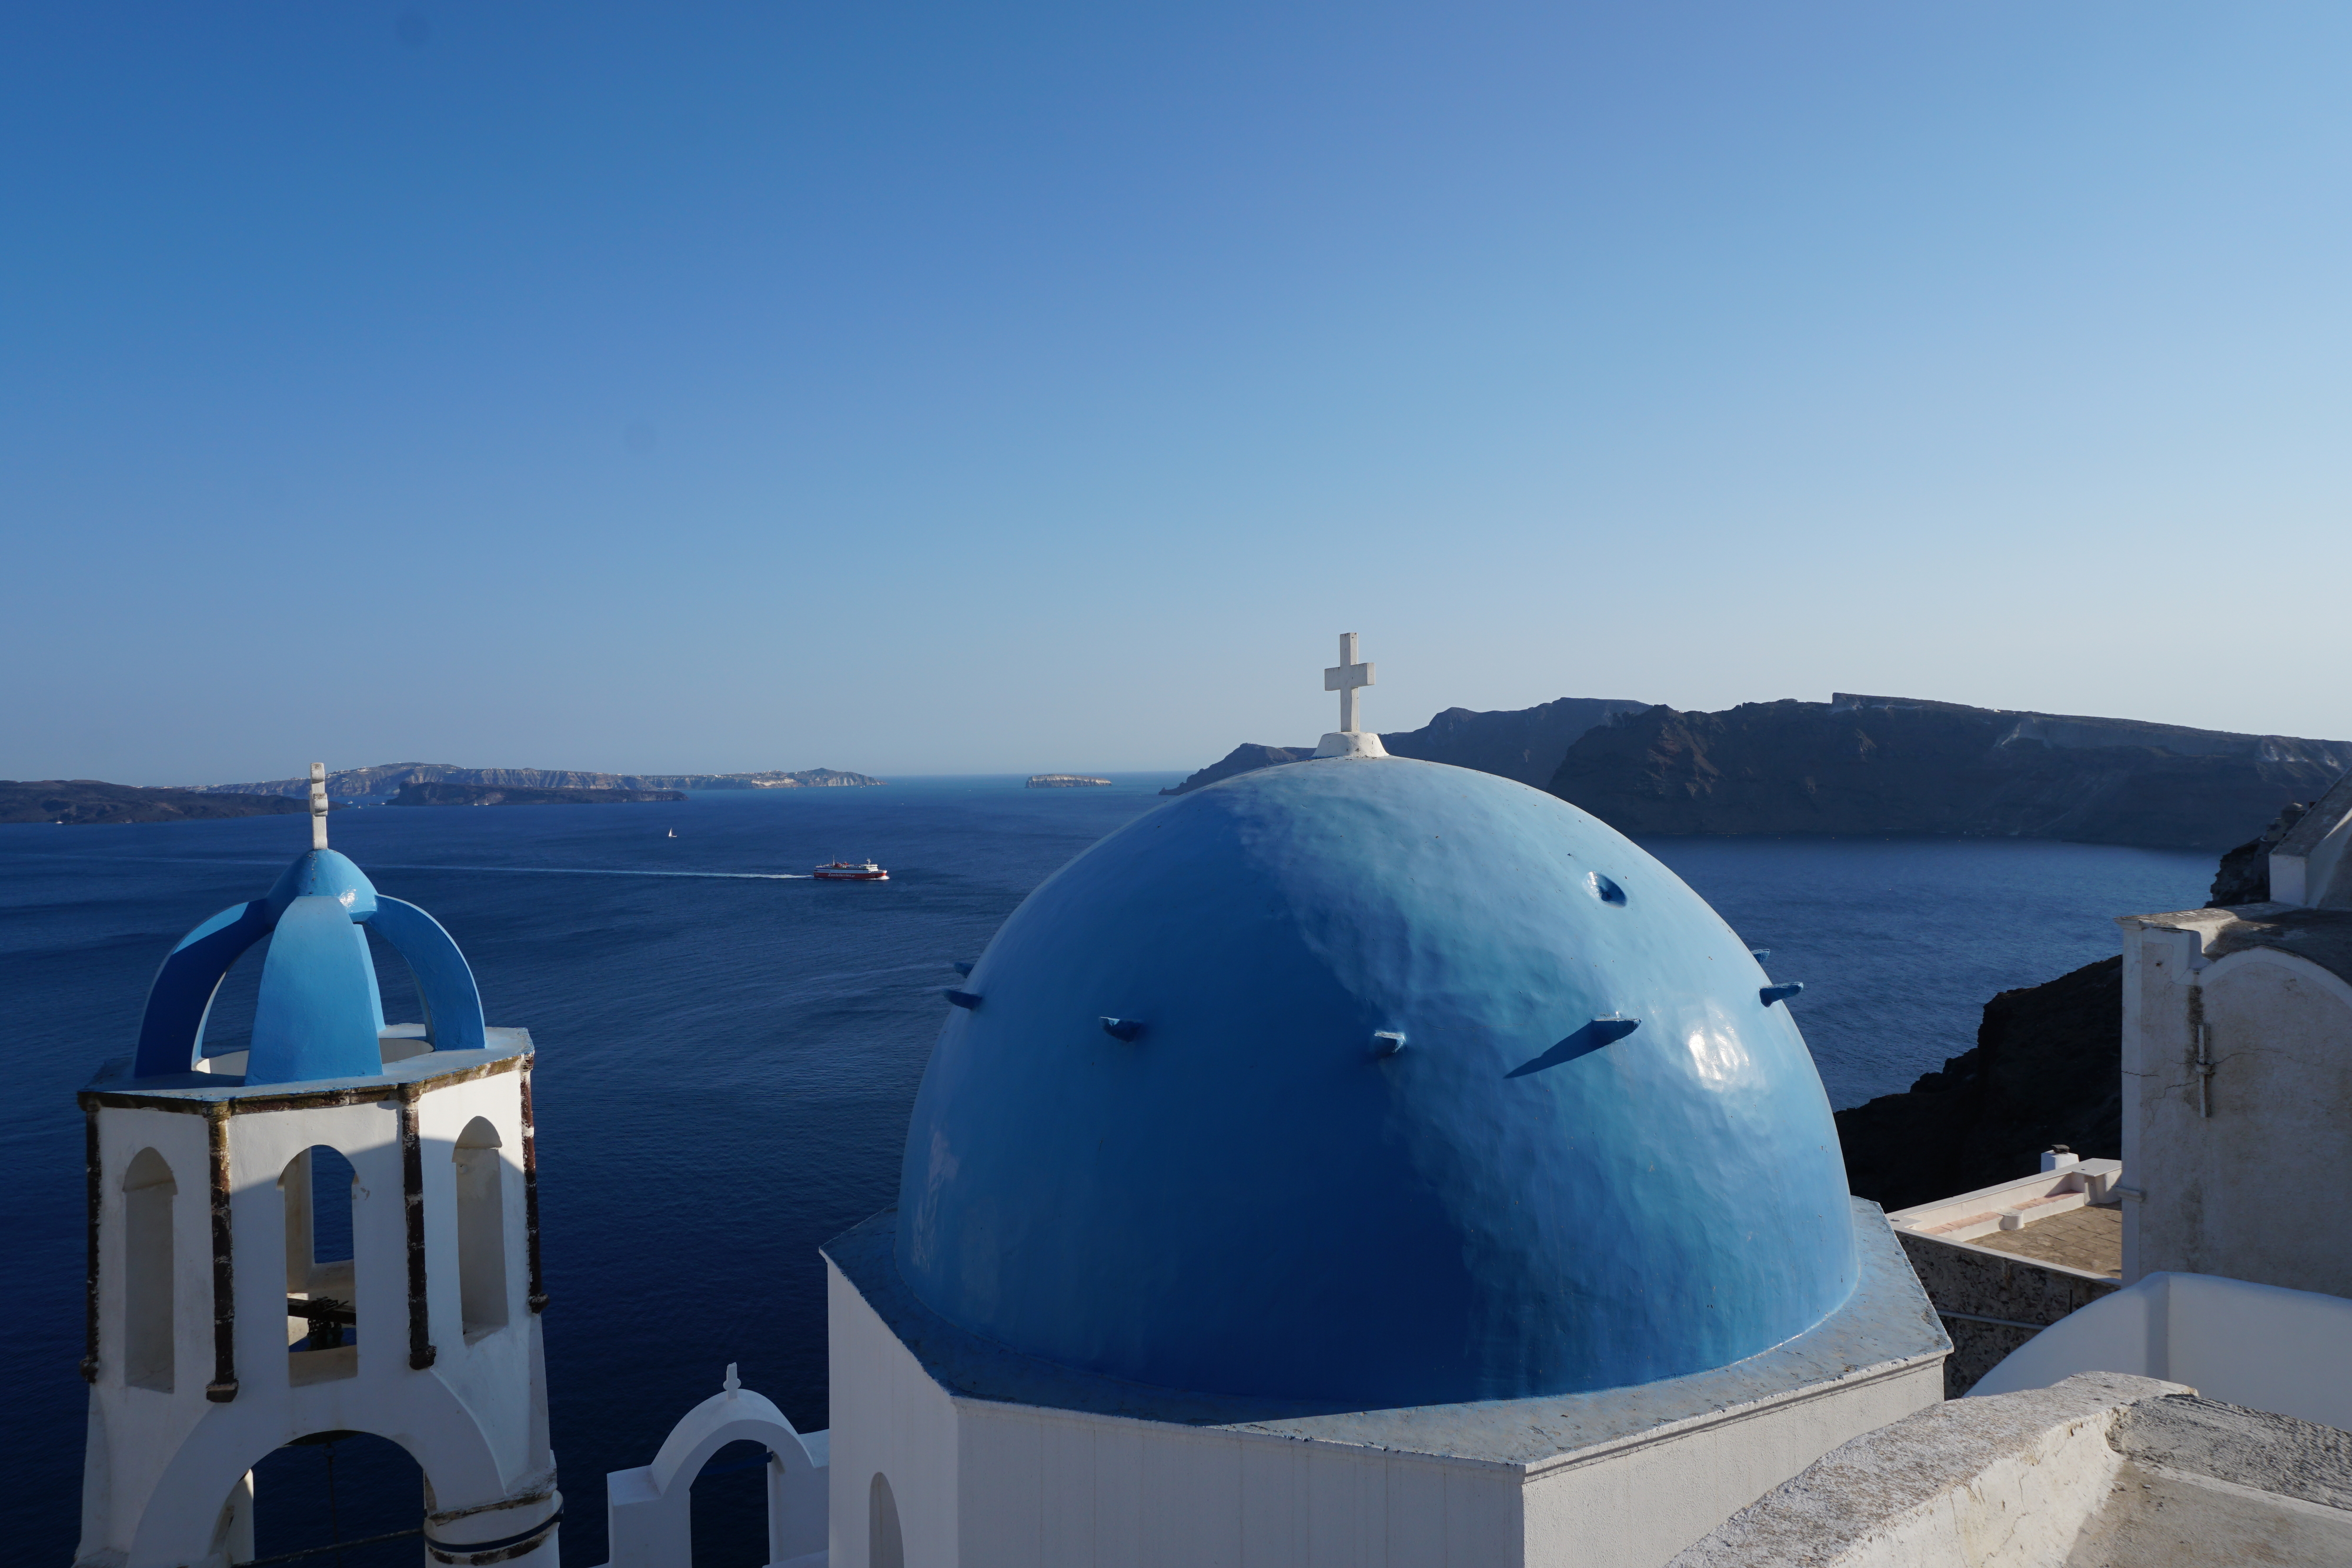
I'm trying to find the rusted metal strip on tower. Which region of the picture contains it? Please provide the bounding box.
[79,1084,393,1116]
[422,1506,563,1565]
[82,1106,101,1382]
[205,1104,238,1402]
[423,1476,563,1566]
[520,1066,546,1313]
[401,1083,437,1370]
[76,1050,524,1118]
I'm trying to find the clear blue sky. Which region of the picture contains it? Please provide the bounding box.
[6,4,2349,783]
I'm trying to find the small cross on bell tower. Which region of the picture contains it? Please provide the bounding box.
[1313,633,1390,758]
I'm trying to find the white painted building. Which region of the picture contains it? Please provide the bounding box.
[2117,766,2352,1295]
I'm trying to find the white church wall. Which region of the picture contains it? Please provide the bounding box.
[826,1246,1941,1568]
[950,1396,1526,1567]
[1519,1359,1945,1567]
[2121,918,2352,1296]
[828,1258,963,1568]
[1970,1271,2352,1432]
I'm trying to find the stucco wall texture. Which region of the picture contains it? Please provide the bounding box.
[2122,913,2352,1296]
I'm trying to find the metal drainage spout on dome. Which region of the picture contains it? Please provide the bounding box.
[131,763,486,1084]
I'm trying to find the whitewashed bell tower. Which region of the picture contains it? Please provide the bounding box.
[75,773,561,1568]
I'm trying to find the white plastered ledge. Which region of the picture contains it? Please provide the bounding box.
[1673,1372,2352,1568]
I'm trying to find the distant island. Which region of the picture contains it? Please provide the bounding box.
[1027,775,1113,788]
[722,769,884,790]
[199,763,884,798]
[0,780,313,827]
[1168,692,2350,852]
[386,783,684,808]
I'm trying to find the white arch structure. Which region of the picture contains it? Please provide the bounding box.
[126,1379,512,1566]
[598,1365,828,1568]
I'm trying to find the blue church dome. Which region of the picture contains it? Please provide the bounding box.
[896,757,1857,1409]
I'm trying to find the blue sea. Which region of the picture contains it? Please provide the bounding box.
[0,778,2215,1565]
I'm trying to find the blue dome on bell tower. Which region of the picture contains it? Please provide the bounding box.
[894,755,1857,1410]
[131,768,487,1085]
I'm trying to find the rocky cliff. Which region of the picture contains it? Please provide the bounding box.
[0,780,312,825]
[1836,957,2125,1213]
[1549,698,2350,852]
[2205,803,2310,905]
[1161,697,1649,796]
[1160,744,1319,796]
[1379,697,1652,785]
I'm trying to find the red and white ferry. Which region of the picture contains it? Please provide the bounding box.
[813,859,889,881]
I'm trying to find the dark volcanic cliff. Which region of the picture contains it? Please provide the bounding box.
[1162,697,1649,796]
[2205,803,2308,905]
[1381,697,1651,787]
[1836,957,2124,1213]
[1160,744,1317,796]
[1549,696,2350,852]
[0,780,311,826]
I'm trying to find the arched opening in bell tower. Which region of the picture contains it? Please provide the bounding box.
[281,1145,359,1379]
[453,1116,509,1340]
[249,1429,427,1568]
[121,1147,176,1393]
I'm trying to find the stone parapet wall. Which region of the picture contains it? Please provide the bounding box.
[1895,1231,2119,1398]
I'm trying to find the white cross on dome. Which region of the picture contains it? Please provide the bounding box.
[1314,633,1390,758]
[1325,633,1374,733]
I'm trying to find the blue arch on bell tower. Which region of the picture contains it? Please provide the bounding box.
[133,847,486,1083]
